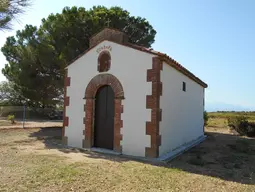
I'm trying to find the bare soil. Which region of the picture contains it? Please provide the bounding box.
[0,123,254,191]
[0,120,62,129]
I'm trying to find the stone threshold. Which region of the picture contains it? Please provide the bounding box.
[90,147,121,155]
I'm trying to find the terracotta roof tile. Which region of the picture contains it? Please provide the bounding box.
[126,43,208,88]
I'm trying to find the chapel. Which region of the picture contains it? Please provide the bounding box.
[62,28,207,160]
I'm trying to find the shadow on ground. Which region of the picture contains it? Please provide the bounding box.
[29,127,255,185]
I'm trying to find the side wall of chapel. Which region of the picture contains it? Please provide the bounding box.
[159,61,205,156]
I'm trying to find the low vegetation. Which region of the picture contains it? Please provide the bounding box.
[7,114,15,124]
[207,111,255,137]
[227,116,255,137]
[204,111,208,126]
[209,111,255,121]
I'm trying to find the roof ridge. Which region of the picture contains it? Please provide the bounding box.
[126,42,207,88]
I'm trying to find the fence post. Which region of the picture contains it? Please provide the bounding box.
[23,104,26,128]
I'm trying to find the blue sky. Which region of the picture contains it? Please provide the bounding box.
[0,0,255,110]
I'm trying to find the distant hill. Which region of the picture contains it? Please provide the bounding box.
[205,102,253,112]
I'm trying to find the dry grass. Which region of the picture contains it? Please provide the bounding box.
[0,124,254,192]
[0,120,12,126]
[207,112,255,128]
[207,117,228,128]
[208,112,255,121]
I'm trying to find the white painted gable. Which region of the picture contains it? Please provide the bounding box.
[66,40,154,157]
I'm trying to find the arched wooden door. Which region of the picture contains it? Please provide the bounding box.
[94,85,114,149]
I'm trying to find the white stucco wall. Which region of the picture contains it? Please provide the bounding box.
[159,62,204,156]
[65,40,153,157]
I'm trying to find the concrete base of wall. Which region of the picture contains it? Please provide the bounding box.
[157,135,207,162]
[60,135,206,163]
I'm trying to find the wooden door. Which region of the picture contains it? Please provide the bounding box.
[94,85,114,149]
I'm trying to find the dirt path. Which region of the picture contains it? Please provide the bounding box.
[0,120,62,129]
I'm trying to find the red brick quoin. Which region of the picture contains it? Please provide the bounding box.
[146,57,163,158]
[62,69,71,144]
[83,74,124,153]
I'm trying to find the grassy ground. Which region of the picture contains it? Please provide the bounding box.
[0,121,254,191]
[207,117,228,128]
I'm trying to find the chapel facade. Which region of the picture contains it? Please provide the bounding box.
[62,28,207,159]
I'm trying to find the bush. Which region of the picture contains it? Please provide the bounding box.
[7,114,15,124]
[227,116,255,137]
[204,111,208,126]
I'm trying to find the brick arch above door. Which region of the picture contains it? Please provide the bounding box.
[84,73,125,99]
[83,73,124,153]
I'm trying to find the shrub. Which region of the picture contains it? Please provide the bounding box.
[246,122,255,137]
[227,116,255,137]
[204,111,208,126]
[7,114,15,124]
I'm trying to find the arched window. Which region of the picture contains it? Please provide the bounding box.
[98,51,111,72]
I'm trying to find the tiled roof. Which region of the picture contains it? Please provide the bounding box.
[125,43,208,88]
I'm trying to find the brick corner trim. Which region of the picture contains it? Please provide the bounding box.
[83,74,124,153]
[145,57,163,158]
[62,69,71,142]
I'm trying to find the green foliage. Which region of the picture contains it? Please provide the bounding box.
[1,6,156,107]
[227,115,248,128]
[0,81,25,105]
[7,114,15,124]
[204,111,208,126]
[227,116,255,137]
[0,0,31,30]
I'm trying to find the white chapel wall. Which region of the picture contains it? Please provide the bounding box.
[65,40,153,157]
[159,62,204,156]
